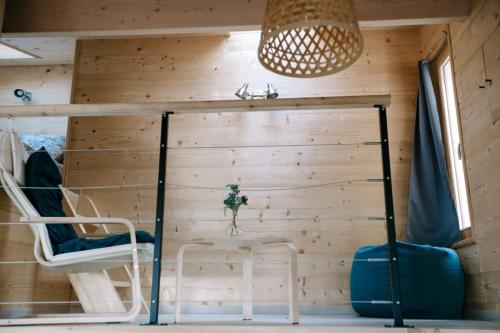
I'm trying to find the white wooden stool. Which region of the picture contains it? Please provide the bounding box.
[175,237,299,324]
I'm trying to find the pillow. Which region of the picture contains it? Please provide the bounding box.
[0,131,13,173]
[20,133,65,164]
[24,148,78,251]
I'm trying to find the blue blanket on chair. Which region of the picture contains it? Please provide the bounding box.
[24,147,154,255]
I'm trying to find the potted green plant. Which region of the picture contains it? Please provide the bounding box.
[223,184,248,237]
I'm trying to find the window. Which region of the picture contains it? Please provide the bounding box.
[0,42,37,60]
[436,55,471,232]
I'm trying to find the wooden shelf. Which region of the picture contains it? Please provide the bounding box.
[0,95,391,118]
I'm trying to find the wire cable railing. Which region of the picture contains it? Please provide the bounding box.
[0,178,383,192]
[0,257,390,265]
[0,141,381,155]
[0,299,393,306]
[0,135,400,325]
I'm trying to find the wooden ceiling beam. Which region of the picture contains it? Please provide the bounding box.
[355,0,469,28]
[3,0,469,36]
[0,95,391,118]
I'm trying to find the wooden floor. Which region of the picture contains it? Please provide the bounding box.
[2,314,500,332]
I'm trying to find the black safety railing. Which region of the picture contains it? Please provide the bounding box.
[0,105,405,327]
[145,106,404,326]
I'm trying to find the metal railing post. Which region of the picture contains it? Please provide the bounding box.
[149,111,172,325]
[376,105,405,328]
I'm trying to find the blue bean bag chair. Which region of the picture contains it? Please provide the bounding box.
[350,241,464,319]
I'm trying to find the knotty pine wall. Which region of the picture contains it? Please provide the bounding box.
[66,28,421,313]
[421,0,500,319]
[0,64,73,316]
[0,65,72,135]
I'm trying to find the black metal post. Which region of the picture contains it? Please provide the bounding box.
[149,112,172,325]
[376,105,405,328]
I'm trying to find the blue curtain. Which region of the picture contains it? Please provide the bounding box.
[407,60,460,247]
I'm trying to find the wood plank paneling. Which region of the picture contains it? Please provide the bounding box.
[0,64,73,316]
[0,65,73,135]
[66,29,420,312]
[0,96,392,118]
[483,25,500,124]
[449,0,500,71]
[0,193,72,316]
[421,0,500,319]
[2,0,469,35]
[419,24,447,59]
[0,65,72,105]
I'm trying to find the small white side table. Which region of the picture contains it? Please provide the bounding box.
[175,237,299,324]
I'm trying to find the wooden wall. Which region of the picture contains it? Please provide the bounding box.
[2,0,469,34]
[420,0,500,319]
[67,29,421,312]
[0,65,73,135]
[0,64,73,316]
[449,0,500,319]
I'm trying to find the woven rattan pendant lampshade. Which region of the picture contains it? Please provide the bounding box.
[258,0,364,78]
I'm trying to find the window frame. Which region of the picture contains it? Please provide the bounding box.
[429,43,475,245]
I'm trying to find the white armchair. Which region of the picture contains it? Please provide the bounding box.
[0,131,152,325]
